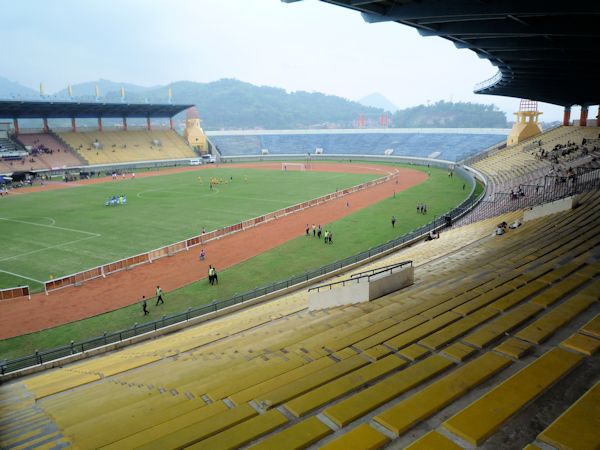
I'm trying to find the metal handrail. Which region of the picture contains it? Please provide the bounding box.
[308,260,413,293]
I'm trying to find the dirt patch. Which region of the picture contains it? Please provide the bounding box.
[0,163,427,339]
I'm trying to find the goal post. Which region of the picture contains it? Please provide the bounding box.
[282,163,306,171]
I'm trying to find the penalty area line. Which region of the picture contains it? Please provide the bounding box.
[0,217,100,237]
[0,268,44,285]
[0,235,101,262]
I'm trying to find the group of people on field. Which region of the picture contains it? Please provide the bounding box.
[305,223,333,244]
[105,194,127,206]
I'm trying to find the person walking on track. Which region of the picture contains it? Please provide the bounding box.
[155,286,164,305]
[142,296,149,315]
[208,265,214,285]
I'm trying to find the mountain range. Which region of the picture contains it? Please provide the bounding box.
[0,76,508,129]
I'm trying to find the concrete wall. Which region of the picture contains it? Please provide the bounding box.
[524,196,574,222]
[369,266,414,300]
[308,281,369,311]
[308,266,414,311]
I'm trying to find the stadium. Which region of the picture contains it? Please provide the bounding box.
[0,1,599,449]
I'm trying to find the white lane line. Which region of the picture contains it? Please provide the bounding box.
[0,269,44,284]
[0,235,100,262]
[0,217,100,237]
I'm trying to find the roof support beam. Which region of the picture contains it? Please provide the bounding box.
[360,1,594,22]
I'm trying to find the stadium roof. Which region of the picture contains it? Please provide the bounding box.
[0,100,193,119]
[287,1,600,107]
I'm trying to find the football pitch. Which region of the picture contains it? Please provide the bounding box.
[0,167,378,291]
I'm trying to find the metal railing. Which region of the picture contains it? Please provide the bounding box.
[0,168,482,375]
[474,70,503,92]
[308,260,412,293]
[460,165,600,225]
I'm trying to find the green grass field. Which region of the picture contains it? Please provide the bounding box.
[0,168,377,291]
[0,163,475,359]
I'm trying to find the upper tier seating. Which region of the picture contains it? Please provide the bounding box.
[2,187,598,449]
[57,129,196,165]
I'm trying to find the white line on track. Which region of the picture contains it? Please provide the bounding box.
[0,268,44,284]
[0,217,100,237]
[0,235,100,262]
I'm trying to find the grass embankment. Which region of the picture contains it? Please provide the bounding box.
[0,164,470,359]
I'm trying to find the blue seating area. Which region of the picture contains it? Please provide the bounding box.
[208,131,505,161]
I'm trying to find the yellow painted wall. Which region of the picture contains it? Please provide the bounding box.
[184,118,207,152]
[507,112,543,146]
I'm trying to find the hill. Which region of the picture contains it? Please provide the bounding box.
[54,79,159,100]
[0,76,508,130]
[359,92,399,112]
[393,100,508,128]
[0,75,38,99]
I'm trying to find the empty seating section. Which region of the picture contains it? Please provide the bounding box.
[1,187,599,447]
[57,129,195,164]
[208,131,503,161]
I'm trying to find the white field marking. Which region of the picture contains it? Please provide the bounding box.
[136,188,170,198]
[42,217,57,226]
[0,217,100,237]
[0,235,100,262]
[0,268,44,284]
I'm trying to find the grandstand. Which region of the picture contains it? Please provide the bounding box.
[57,129,196,165]
[208,129,507,162]
[0,100,196,174]
[12,133,85,170]
[470,126,600,190]
[0,186,597,449]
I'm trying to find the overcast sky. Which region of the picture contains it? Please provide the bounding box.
[1,0,593,121]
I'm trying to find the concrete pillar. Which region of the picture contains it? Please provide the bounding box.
[146,117,152,130]
[13,118,19,135]
[123,117,128,131]
[580,106,588,127]
[169,118,174,130]
[562,107,571,126]
[98,117,103,132]
[43,118,49,133]
[71,118,77,133]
